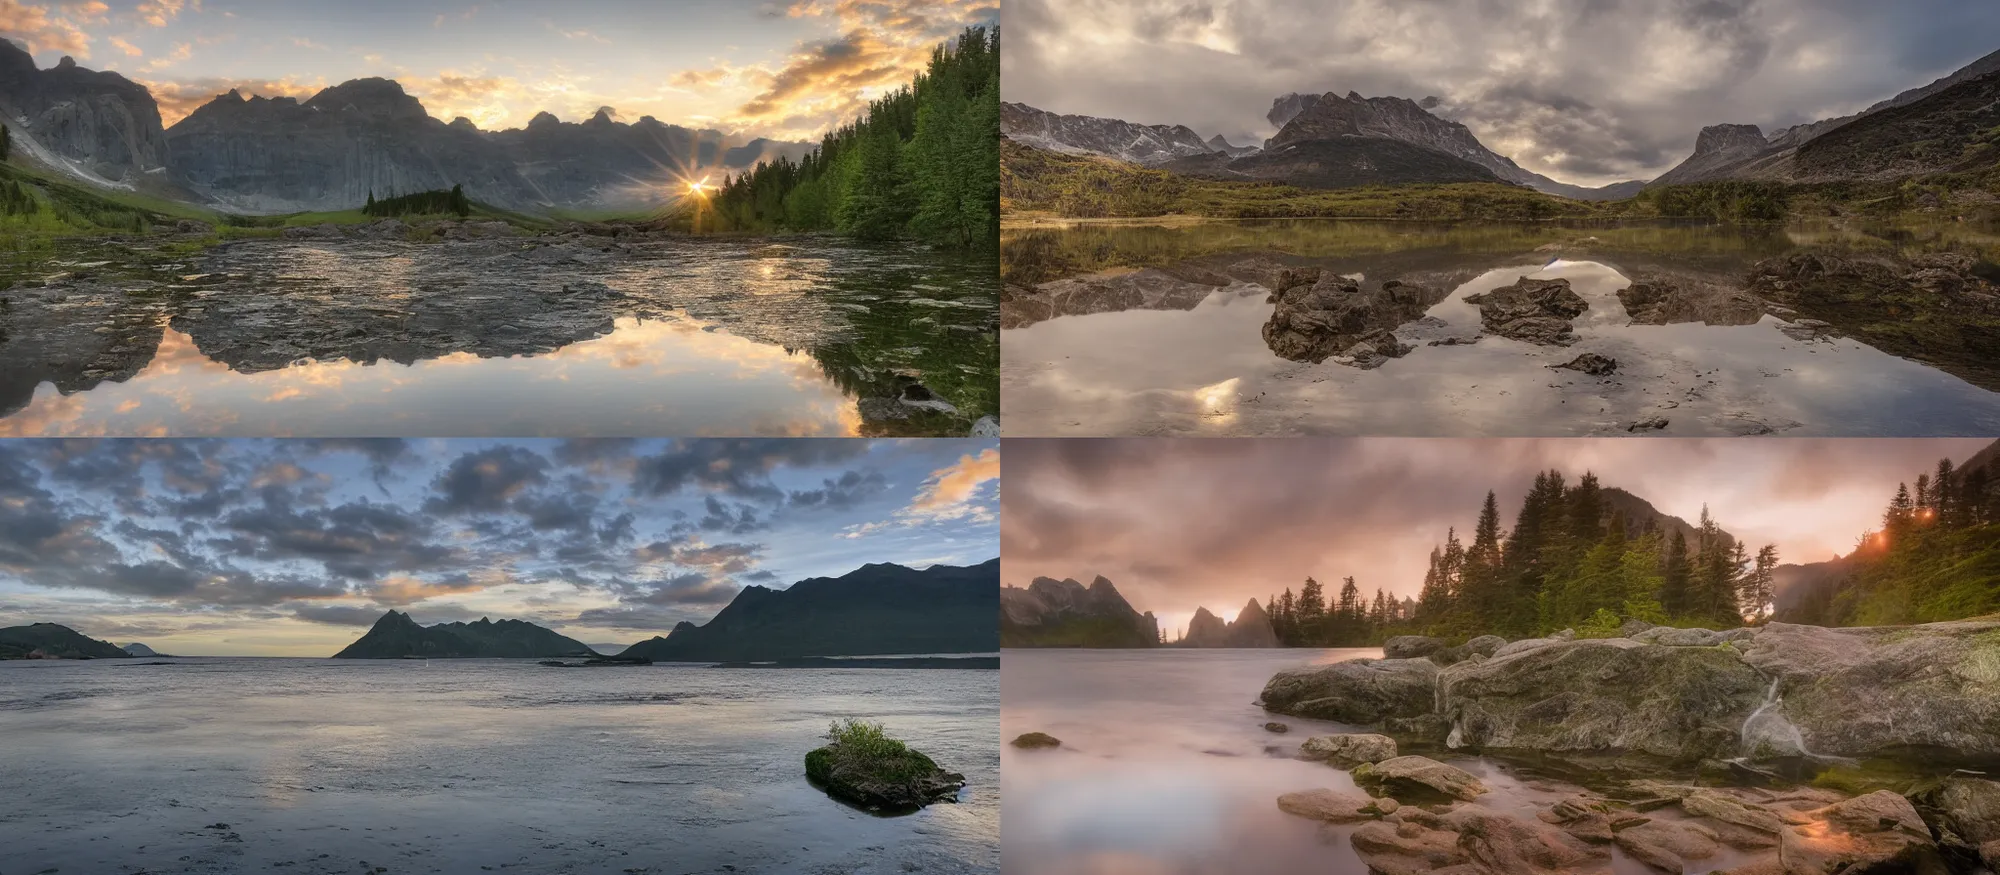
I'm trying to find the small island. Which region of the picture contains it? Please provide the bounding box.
[805,719,966,814]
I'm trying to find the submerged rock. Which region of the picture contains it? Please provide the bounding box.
[1549,352,1617,376]
[1010,732,1061,749]
[1276,788,1375,824]
[1464,277,1589,346]
[1260,274,1445,365]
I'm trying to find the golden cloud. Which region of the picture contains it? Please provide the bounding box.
[909,447,1000,518]
[0,0,94,57]
[107,34,139,56]
[368,574,488,606]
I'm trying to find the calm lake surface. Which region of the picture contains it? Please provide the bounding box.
[0,234,997,437]
[1000,649,1750,875]
[0,657,999,875]
[1000,220,2000,436]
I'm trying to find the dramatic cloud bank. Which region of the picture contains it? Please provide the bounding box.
[0,438,999,655]
[1001,0,2000,185]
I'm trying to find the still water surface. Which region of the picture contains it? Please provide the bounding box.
[1000,220,2000,436]
[0,235,997,436]
[0,657,998,875]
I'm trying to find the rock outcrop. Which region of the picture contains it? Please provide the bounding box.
[1260,618,2000,765]
[1299,733,1398,766]
[1463,277,1589,346]
[1261,271,1447,365]
[805,733,965,813]
[0,41,166,182]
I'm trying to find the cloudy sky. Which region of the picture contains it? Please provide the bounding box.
[1,0,995,138]
[1001,0,2000,185]
[0,438,999,656]
[1002,438,1993,638]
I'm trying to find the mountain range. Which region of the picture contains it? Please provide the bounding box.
[0,40,811,213]
[1000,575,1160,647]
[1652,49,2000,186]
[1004,47,2000,200]
[619,560,999,662]
[0,623,132,659]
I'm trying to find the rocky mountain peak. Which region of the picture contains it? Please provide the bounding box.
[1692,123,1768,155]
[528,110,560,128]
[999,101,1218,165]
[1267,92,1322,128]
[586,106,616,125]
[55,56,75,70]
[305,77,427,120]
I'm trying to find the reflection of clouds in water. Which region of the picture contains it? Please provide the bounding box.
[0,316,864,437]
[1004,259,2000,437]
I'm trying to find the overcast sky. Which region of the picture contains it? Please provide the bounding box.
[0,438,999,656]
[1,0,995,138]
[1000,0,2000,185]
[1002,438,1993,638]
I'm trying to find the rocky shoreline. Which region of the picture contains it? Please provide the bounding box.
[1255,619,2000,873]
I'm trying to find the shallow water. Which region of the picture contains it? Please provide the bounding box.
[0,234,997,436]
[1000,649,1751,875]
[0,657,999,875]
[1000,220,2000,437]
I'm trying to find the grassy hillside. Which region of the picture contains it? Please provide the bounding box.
[1004,138,2000,225]
[1002,139,1606,221]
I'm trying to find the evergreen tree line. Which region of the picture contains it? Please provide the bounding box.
[1411,471,1779,640]
[1785,456,2000,626]
[1265,576,1414,647]
[364,185,471,218]
[703,26,999,250]
[0,179,39,217]
[1262,470,1785,647]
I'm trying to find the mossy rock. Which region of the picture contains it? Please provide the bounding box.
[1011,731,1062,749]
[806,739,965,814]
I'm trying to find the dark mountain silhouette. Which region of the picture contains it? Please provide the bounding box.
[1179,598,1279,648]
[0,623,132,659]
[332,611,596,659]
[1000,574,1161,647]
[619,560,999,662]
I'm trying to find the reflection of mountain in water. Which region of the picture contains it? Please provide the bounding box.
[1001,222,2000,392]
[0,235,998,432]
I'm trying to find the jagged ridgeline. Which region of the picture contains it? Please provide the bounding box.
[693,26,999,250]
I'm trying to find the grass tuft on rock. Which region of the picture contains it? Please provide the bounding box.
[805,718,965,814]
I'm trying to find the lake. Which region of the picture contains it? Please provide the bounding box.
[0,657,999,875]
[1000,648,1756,875]
[999,220,2000,436]
[0,233,997,437]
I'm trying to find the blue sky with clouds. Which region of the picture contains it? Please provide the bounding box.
[0,438,999,655]
[1,0,996,137]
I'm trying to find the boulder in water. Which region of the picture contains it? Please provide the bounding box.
[1464,277,1588,346]
[1261,657,1440,724]
[1351,755,1488,803]
[1276,788,1375,824]
[1299,733,1398,766]
[806,720,965,813]
[1010,732,1061,750]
